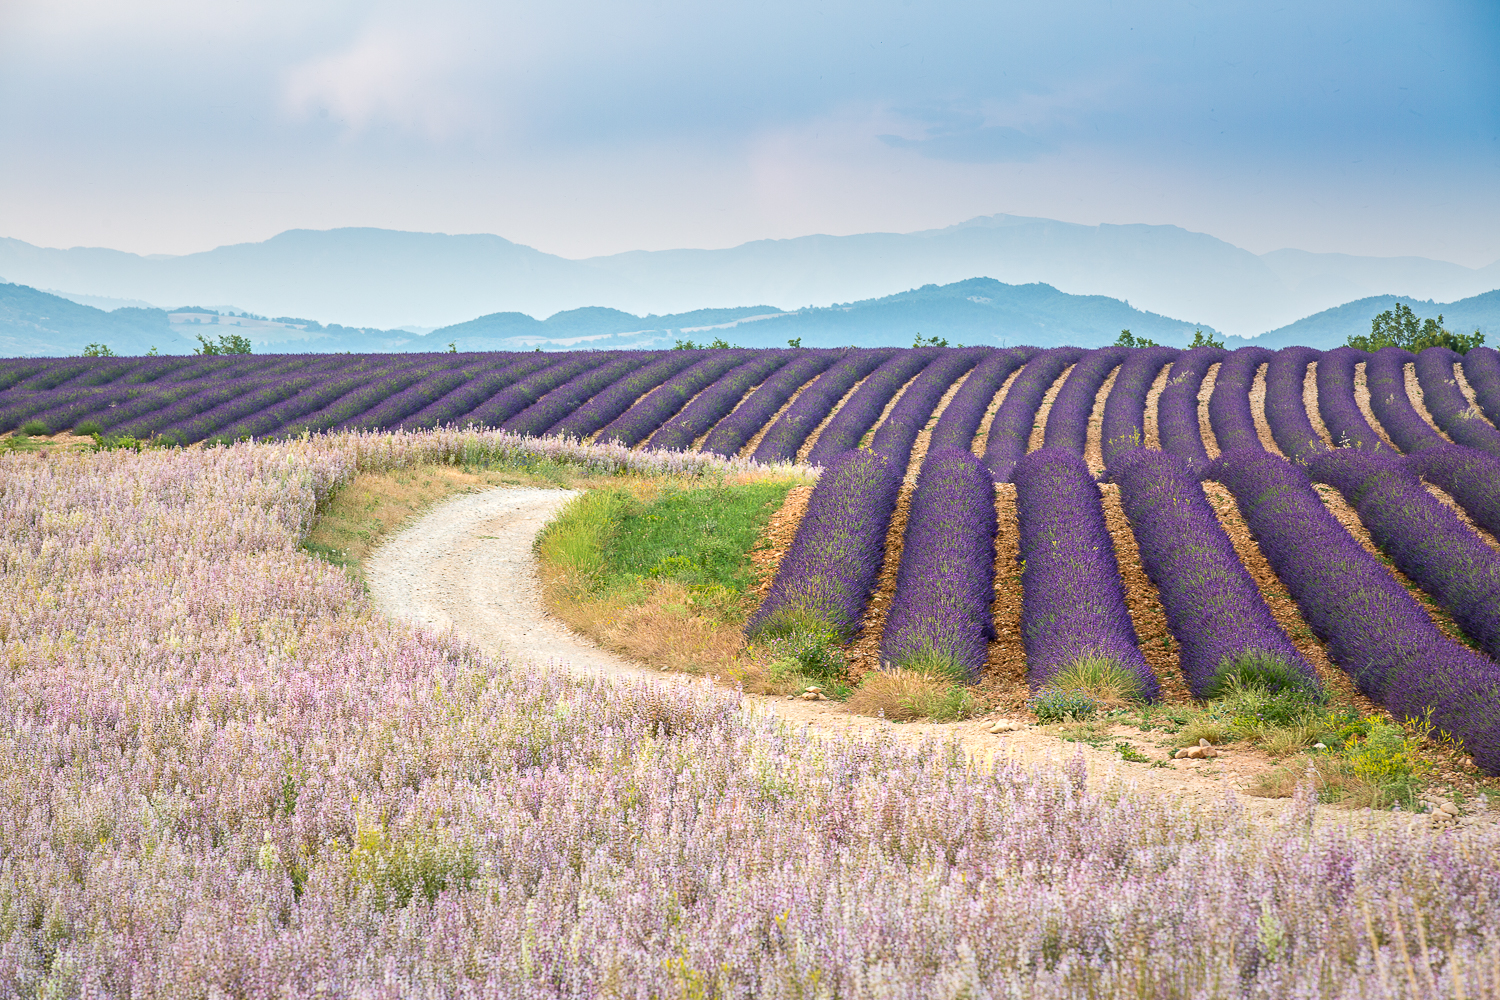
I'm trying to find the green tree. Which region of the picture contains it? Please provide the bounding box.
[80,343,115,357]
[913,333,950,347]
[1115,329,1157,348]
[194,332,253,355]
[1348,302,1485,354]
[786,337,802,348]
[1189,328,1225,349]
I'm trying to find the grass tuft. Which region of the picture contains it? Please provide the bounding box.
[846,669,979,722]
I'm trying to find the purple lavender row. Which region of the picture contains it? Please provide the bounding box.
[879,449,996,683]
[982,347,1086,481]
[698,350,844,458]
[1310,449,1500,662]
[279,362,455,437]
[112,371,322,439]
[1262,346,1328,463]
[1461,347,1500,426]
[0,360,52,392]
[340,356,519,433]
[1155,346,1226,472]
[1116,451,1317,697]
[1042,345,1130,457]
[549,352,701,440]
[749,349,896,464]
[8,385,137,435]
[804,348,940,466]
[746,448,904,642]
[596,351,755,447]
[867,348,987,467]
[644,350,795,452]
[924,347,1033,455]
[1099,345,1179,474]
[97,356,348,437]
[1208,450,1500,773]
[1207,347,1271,454]
[158,374,332,444]
[1012,448,1158,698]
[216,365,405,441]
[399,354,557,431]
[1314,347,1389,452]
[1407,446,1500,540]
[499,354,649,438]
[81,381,215,433]
[1365,346,1448,453]
[1414,347,1500,457]
[460,353,624,433]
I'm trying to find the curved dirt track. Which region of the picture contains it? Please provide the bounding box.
[361,485,1404,824]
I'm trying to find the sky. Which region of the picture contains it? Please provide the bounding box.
[1,0,1497,265]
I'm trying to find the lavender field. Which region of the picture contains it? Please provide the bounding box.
[2,429,1500,996]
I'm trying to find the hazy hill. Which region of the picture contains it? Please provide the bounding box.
[3,217,1495,337]
[1236,289,1500,350]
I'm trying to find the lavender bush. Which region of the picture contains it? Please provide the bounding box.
[1413,346,1500,456]
[1315,346,1391,452]
[1012,448,1158,697]
[1114,451,1318,697]
[867,347,986,466]
[1406,444,1500,539]
[878,449,996,682]
[1100,345,1179,474]
[217,364,403,441]
[1155,346,1227,471]
[749,348,896,464]
[1042,345,1130,457]
[456,353,621,432]
[398,354,556,430]
[803,348,939,466]
[1461,346,1500,426]
[594,351,753,446]
[499,353,649,438]
[747,448,902,641]
[698,350,843,457]
[1208,449,1500,772]
[1309,449,1500,661]
[337,357,502,433]
[541,352,698,439]
[644,350,794,451]
[1263,346,1328,463]
[1207,346,1272,454]
[924,347,1033,455]
[1365,346,1447,453]
[982,346,1086,481]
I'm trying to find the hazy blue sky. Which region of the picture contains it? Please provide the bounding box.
[2,0,1497,263]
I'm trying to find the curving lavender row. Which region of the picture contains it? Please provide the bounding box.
[1365,346,1448,453]
[116,369,342,440]
[1261,346,1327,463]
[547,352,699,440]
[1207,347,1271,454]
[159,372,330,444]
[1413,347,1500,456]
[1012,448,1158,699]
[1209,450,1500,773]
[878,449,997,682]
[1042,345,1130,457]
[1407,445,1500,540]
[1314,347,1390,452]
[748,349,896,464]
[1115,451,1318,697]
[746,449,904,641]
[1462,347,1500,427]
[644,350,795,452]
[982,347,1086,481]
[924,347,1033,456]
[803,348,939,466]
[216,366,404,441]
[596,351,753,446]
[1155,346,1226,472]
[339,358,504,434]
[1100,345,1180,474]
[1309,449,1500,662]
[398,354,554,431]
[698,350,843,458]
[500,354,650,438]
[867,347,986,467]
[454,353,621,435]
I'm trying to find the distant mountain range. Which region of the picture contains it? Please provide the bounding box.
[2,216,1497,338]
[4,275,1498,357]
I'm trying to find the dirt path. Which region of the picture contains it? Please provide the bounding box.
[361,484,1478,829]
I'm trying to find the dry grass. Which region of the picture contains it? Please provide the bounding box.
[846,668,979,722]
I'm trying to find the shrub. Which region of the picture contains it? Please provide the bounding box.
[19,419,49,436]
[73,419,104,437]
[1030,688,1100,722]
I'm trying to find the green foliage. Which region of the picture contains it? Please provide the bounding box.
[1348,302,1485,354]
[73,420,104,437]
[1115,329,1157,348]
[1046,655,1145,703]
[890,644,972,685]
[760,627,847,681]
[1189,328,1225,349]
[193,332,253,355]
[1116,741,1151,763]
[1030,688,1099,722]
[1203,650,1325,701]
[80,343,115,357]
[673,336,738,350]
[913,333,950,348]
[447,341,457,353]
[786,337,802,348]
[19,419,50,437]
